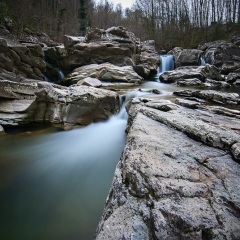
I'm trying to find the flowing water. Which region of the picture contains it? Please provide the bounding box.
[0,109,128,240]
[158,54,174,75]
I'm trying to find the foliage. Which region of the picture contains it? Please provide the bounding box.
[0,1,10,24]
[3,0,240,47]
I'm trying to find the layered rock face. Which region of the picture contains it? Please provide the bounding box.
[169,47,202,68]
[0,38,46,80]
[199,37,240,74]
[0,80,119,129]
[65,63,143,85]
[45,27,160,79]
[95,93,240,239]
[159,64,224,87]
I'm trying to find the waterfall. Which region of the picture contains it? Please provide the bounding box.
[200,56,206,65]
[158,55,174,75]
[56,68,65,80]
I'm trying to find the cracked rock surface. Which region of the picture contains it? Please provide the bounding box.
[95,97,240,239]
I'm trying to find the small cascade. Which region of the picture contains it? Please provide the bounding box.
[200,56,206,65]
[56,68,65,80]
[158,54,174,75]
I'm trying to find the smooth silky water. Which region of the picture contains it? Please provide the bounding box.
[0,108,128,240]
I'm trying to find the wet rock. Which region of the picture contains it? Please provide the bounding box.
[65,63,143,85]
[77,77,102,87]
[174,89,239,105]
[95,99,240,239]
[160,64,223,83]
[0,80,119,129]
[227,72,240,83]
[169,47,202,67]
[200,40,240,73]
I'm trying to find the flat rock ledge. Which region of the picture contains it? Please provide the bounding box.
[0,80,119,129]
[95,97,240,239]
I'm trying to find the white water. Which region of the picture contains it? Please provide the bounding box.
[158,54,174,75]
[200,56,206,65]
[57,68,65,80]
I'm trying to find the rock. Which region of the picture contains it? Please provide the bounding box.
[0,80,119,129]
[65,63,143,85]
[134,40,160,78]
[175,98,202,109]
[199,40,240,73]
[46,27,159,79]
[169,47,202,67]
[174,89,240,105]
[63,35,85,49]
[77,77,102,87]
[227,72,240,83]
[231,143,240,162]
[177,78,203,86]
[203,79,231,88]
[0,80,37,99]
[19,31,59,47]
[95,99,240,239]
[160,64,223,83]
[234,79,240,85]
[0,39,46,80]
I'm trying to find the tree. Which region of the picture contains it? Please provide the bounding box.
[0,1,10,24]
[78,0,88,35]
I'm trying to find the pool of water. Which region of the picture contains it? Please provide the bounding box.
[0,113,127,240]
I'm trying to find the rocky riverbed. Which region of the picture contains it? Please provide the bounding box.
[0,24,240,239]
[95,92,240,239]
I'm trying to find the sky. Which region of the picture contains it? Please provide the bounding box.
[95,0,135,9]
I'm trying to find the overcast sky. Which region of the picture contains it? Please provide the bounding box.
[95,0,135,9]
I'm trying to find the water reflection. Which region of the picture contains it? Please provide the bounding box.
[0,115,127,240]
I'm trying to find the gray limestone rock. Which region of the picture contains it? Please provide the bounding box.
[65,63,143,85]
[95,98,240,239]
[160,64,223,83]
[0,80,119,129]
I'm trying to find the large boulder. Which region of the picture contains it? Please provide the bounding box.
[169,47,202,67]
[95,97,240,239]
[134,40,160,78]
[199,39,240,73]
[65,63,143,85]
[159,64,223,83]
[0,80,119,129]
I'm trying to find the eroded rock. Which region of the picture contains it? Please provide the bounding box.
[65,63,143,85]
[95,98,240,239]
[174,89,239,105]
[169,47,202,67]
[160,64,223,83]
[0,80,119,129]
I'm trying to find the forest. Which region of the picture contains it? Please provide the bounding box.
[1,0,240,50]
